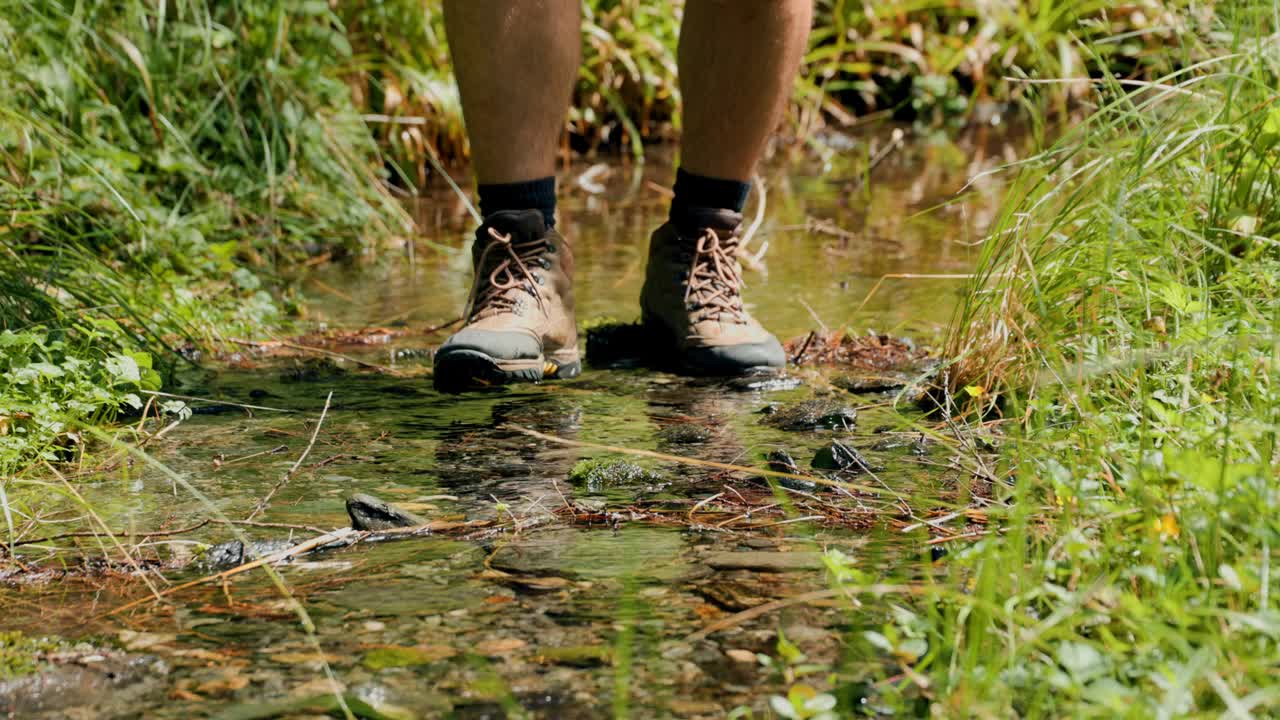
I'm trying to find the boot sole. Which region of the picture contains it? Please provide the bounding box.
[433,348,580,392]
[640,313,780,377]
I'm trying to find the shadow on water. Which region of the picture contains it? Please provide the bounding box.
[0,125,1025,718]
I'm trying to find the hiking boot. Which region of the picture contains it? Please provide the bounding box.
[434,210,580,390]
[640,207,785,375]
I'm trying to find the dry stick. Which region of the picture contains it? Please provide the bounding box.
[246,392,333,522]
[87,428,356,720]
[104,527,355,618]
[219,444,289,467]
[503,424,890,498]
[790,330,817,365]
[686,584,922,642]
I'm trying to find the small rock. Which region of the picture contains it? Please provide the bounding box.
[658,422,713,444]
[199,539,296,569]
[0,647,167,717]
[568,459,663,491]
[534,645,612,667]
[704,551,826,572]
[361,645,457,670]
[696,580,772,610]
[766,449,800,473]
[494,574,572,592]
[573,497,608,514]
[725,649,758,664]
[832,373,910,393]
[474,638,526,657]
[812,442,879,473]
[346,493,427,531]
[764,399,857,431]
[765,450,820,491]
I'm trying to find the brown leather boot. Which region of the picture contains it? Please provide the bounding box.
[640,207,785,375]
[434,210,580,390]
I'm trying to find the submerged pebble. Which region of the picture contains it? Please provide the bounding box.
[199,539,297,569]
[765,449,820,492]
[764,399,858,431]
[658,422,713,444]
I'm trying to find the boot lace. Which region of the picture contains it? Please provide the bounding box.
[684,228,747,323]
[464,227,549,321]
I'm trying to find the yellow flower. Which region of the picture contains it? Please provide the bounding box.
[1153,513,1179,538]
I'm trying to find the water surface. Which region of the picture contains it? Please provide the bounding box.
[2,125,1025,718]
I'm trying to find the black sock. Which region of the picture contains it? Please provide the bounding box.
[670,167,750,220]
[478,177,557,228]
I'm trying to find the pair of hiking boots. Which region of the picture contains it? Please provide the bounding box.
[433,207,785,389]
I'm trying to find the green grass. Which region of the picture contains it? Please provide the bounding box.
[0,0,1214,473]
[808,5,1280,716]
[0,0,413,470]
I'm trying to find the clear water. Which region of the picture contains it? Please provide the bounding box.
[1,125,1028,719]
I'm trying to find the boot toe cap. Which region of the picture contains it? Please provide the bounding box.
[439,329,541,361]
[685,337,786,374]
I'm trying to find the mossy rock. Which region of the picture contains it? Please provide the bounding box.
[0,632,61,680]
[569,459,664,491]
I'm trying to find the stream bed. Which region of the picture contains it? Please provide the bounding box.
[1,126,1023,719]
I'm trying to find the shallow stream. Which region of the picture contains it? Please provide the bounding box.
[2,126,1024,719]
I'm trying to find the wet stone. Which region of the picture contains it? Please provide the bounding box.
[765,450,819,492]
[534,645,613,668]
[572,497,608,514]
[695,579,773,610]
[812,442,881,473]
[704,551,827,572]
[346,493,427,531]
[0,648,168,718]
[763,399,857,431]
[199,539,297,570]
[832,372,912,394]
[568,459,663,491]
[873,433,931,455]
[658,422,713,444]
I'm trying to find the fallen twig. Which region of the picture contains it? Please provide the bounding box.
[105,527,356,617]
[245,392,333,522]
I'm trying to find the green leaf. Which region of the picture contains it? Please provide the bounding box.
[105,354,141,383]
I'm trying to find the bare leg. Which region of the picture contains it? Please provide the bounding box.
[443,0,580,184]
[678,0,813,180]
[434,1,582,391]
[638,1,811,376]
